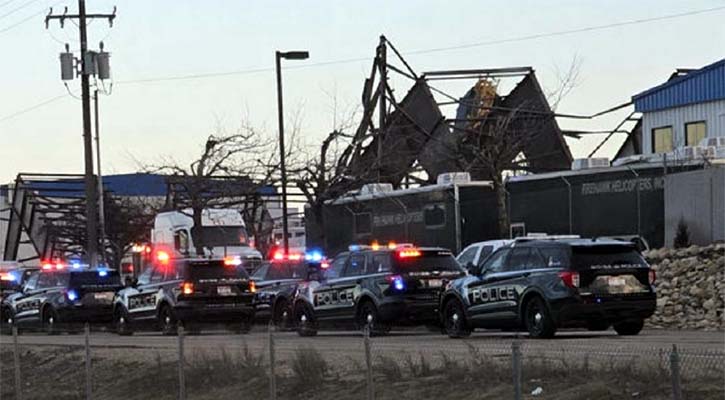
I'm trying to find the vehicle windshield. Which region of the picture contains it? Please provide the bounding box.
[570,245,647,270]
[186,260,250,281]
[393,250,464,273]
[200,226,250,248]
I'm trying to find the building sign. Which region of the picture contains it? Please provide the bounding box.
[372,211,424,228]
[581,177,664,196]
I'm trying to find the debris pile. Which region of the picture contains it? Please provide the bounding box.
[644,244,725,330]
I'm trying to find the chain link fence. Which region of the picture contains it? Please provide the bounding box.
[1,324,723,400]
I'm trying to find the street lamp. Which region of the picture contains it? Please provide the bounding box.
[276,50,309,254]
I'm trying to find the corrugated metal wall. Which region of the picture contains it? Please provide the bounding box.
[634,59,725,112]
[642,99,725,153]
[665,167,725,246]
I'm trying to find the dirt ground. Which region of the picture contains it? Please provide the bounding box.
[1,344,723,400]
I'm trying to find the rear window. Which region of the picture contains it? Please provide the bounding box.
[258,261,306,280]
[68,271,122,288]
[392,250,463,273]
[186,260,250,281]
[571,246,647,270]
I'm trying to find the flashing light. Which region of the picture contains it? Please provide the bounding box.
[55,263,65,270]
[224,256,242,266]
[42,263,53,270]
[0,273,17,282]
[387,242,397,249]
[648,270,656,285]
[249,280,256,293]
[66,290,79,302]
[371,241,380,251]
[181,282,194,295]
[98,269,108,277]
[388,275,405,291]
[71,261,82,269]
[156,251,170,264]
[558,271,580,288]
[288,253,302,261]
[321,261,330,269]
[398,249,421,258]
[145,246,152,254]
[304,251,324,262]
[272,251,285,261]
[349,244,362,252]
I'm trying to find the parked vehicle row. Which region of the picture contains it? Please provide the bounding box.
[0,237,657,339]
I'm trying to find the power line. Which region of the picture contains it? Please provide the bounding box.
[0,94,66,123]
[0,0,20,9]
[0,0,62,35]
[0,0,41,20]
[117,4,725,85]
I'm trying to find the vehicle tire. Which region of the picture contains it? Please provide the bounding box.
[114,307,134,336]
[295,302,317,337]
[273,298,292,331]
[587,320,610,332]
[42,306,60,335]
[524,297,556,339]
[158,304,178,336]
[613,319,644,336]
[357,300,390,337]
[443,299,472,338]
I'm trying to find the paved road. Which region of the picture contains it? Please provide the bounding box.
[2,328,722,357]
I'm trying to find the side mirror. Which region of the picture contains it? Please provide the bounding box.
[124,276,138,288]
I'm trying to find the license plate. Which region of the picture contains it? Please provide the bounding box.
[426,279,443,288]
[608,277,626,286]
[94,292,114,302]
[217,286,233,296]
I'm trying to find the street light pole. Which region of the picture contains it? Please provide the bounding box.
[275,50,309,254]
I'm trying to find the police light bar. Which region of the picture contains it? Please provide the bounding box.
[0,272,17,282]
[224,256,242,266]
[397,248,421,258]
[156,251,171,264]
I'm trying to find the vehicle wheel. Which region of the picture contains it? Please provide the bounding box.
[357,301,390,336]
[158,305,178,336]
[273,298,292,330]
[114,307,134,336]
[443,299,471,338]
[587,320,610,332]
[524,297,556,339]
[613,319,644,336]
[42,307,60,335]
[295,302,317,337]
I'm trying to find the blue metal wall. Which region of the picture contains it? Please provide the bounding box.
[633,59,725,113]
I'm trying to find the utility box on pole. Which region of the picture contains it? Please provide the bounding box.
[97,51,111,80]
[60,52,74,80]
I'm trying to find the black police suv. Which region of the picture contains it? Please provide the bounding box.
[112,256,256,335]
[1,267,122,334]
[292,245,465,336]
[251,256,310,329]
[440,238,657,339]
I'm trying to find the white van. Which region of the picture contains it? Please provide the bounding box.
[152,208,263,270]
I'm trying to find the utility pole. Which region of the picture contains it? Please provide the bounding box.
[46,2,115,266]
[94,89,106,262]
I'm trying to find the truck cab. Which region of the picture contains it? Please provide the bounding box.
[152,208,263,272]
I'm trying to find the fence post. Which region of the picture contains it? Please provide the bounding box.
[178,325,186,400]
[84,323,92,400]
[512,340,522,400]
[13,325,22,400]
[364,326,374,400]
[268,322,277,400]
[669,344,683,400]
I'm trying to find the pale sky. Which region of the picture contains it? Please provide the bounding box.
[1,0,724,184]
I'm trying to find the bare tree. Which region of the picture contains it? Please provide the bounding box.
[148,122,275,256]
[103,195,160,269]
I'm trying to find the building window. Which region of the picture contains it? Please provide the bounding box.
[652,126,673,153]
[685,121,706,146]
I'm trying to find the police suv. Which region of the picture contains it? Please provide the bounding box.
[440,238,656,338]
[1,263,122,334]
[292,244,465,336]
[112,253,256,335]
[251,250,321,329]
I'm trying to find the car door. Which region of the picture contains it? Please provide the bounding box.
[456,245,480,272]
[314,253,363,321]
[465,249,510,323]
[126,265,165,321]
[12,272,41,324]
